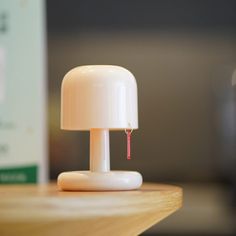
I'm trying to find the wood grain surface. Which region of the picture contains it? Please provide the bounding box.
[0,183,182,236]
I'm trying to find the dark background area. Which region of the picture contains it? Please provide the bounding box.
[47,0,236,31]
[46,0,236,235]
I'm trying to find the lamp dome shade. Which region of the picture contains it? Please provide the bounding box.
[61,65,138,130]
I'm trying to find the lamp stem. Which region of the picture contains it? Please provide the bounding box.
[90,129,110,172]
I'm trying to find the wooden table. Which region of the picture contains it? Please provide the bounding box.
[0,183,182,236]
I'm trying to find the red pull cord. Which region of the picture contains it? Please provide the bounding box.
[125,129,133,160]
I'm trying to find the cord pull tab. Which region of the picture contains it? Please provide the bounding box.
[125,129,133,160]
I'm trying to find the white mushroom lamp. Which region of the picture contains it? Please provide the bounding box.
[57,65,143,191]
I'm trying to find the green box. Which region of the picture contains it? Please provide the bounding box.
[0,0,47,184]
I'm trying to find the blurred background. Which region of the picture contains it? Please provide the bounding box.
[1,0,236,235]
[47,0,236,235]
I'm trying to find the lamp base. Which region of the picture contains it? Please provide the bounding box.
[57,171,143,191]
